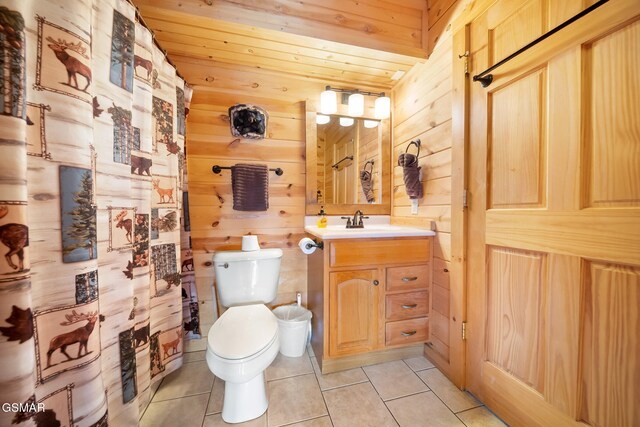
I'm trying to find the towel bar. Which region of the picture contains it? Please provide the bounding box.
[212,165,284,176]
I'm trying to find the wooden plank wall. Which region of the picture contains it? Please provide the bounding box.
[184,60,325,350]
[390,0,463,363]
[182,56,386,350]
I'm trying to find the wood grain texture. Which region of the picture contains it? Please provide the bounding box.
[585,19,640,207]
[386,264,431,292]
[136,0,426,91]
[385,317,429,346]
[489,69,546,208]
[329,269,379,356]
[486,247,545,392]
[330,238,431,268]
[390,2,466,379]
[580,262,640,427]
[464,1,640,425]
[385,291,429,321]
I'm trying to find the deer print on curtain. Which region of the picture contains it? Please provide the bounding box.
[0,0,189,426]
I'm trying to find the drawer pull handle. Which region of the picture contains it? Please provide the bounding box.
[373,280,379,286]
[402,304,418,309]
[402,276,418,282]
[401,330,417,337]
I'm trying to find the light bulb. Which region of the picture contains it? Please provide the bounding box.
[375,96,391,119]
[363,120,379,128]
[320,90,337,114]
[316,114,330,125]
[348,93,364,117]
[339,117,354,127]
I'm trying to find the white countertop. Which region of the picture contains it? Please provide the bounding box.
[304,224,435,239]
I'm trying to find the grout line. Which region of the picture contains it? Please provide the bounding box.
[382,389,431,403]
[414,369,482,416]
[149,389,213,404]
[310,363,334,427]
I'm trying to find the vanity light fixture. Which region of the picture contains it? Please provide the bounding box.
[339,117,354,127]
[348,93,364,117]
[316,114,330,125]
[363,120,379,128]
[320,89,337,114]
[374,96,391,120]
[321,86,390,120]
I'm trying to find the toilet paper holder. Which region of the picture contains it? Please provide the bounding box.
[305,239,324,250]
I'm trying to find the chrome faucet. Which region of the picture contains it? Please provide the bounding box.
[341,210,369,228]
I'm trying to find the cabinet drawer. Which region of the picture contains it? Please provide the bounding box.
[330,238,430,268]
[386,291,429,321]
[385,318,428,346]
[386,264,430,292]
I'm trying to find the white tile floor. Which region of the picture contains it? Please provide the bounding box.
[140,347,508,427]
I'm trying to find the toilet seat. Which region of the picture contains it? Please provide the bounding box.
[208,304,278,360]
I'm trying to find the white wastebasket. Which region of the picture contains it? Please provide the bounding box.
[273,305,312,357]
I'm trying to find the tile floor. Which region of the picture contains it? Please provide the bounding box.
[141,347,507,427]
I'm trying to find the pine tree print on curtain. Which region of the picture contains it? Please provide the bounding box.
[110,10,134,93]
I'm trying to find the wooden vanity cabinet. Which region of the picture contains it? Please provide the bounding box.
[308,236,433,373]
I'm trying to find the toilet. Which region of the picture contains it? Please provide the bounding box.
[205,239,283,424]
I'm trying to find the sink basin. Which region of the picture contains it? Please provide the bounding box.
[304,224,435,239]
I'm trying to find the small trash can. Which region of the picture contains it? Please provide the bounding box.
[273,305,312,357]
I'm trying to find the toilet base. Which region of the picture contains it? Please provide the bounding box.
[221,372,268,424]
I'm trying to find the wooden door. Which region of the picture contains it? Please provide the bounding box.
[329,269,379,356]
[465,1,640,426]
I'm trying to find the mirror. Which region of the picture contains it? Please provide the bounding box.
[305,103,390,215]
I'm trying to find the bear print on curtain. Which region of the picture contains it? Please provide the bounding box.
[0,0,188,425]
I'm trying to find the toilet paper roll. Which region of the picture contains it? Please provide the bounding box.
[242,235,260,251]
[298,237,316,255]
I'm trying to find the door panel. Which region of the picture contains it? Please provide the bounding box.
[486,247,545,392]
[579,262,640,426]
[585,21,640,207]
[329,269,379,356]
[489,69,546,208]
[465,0,640,425]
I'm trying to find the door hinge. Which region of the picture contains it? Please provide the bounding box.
[458,51,469,75]
[463,189,469,209]
[462,321,467,340]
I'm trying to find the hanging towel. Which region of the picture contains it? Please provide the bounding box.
[360,162,375,203]
[231,164,269,211]
[398,153,422,199]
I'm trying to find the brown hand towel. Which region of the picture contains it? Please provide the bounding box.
[398,153,422,199]
[360,170,375,203]
[231,164,269,211]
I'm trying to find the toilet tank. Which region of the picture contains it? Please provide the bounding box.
[213,248,283,307]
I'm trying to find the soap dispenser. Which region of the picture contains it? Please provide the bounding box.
[317,206,327,228]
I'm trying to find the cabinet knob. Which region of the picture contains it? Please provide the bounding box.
[372,279,379,286]
[401,330,417,337]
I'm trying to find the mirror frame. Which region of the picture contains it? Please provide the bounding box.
[305,102,391,215]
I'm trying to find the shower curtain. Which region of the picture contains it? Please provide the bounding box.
[0,0,189,424]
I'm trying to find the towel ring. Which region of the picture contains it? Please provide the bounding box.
[405,139,421,158]
[363,159,374,174]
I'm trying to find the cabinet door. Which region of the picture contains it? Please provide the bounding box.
[329,269,379,356]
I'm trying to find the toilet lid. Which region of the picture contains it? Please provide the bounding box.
[208,304,278,360]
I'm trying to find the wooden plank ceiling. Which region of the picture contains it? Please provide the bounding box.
[135,0,430,90]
